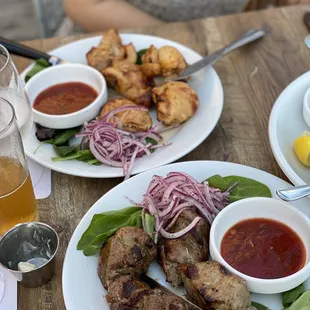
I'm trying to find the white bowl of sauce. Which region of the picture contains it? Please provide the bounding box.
[25,63,108,129]
[209,197,310,294]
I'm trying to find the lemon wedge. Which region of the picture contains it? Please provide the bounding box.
[294,131,310,167]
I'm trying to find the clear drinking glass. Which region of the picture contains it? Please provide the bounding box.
[0,44,32,135]
[0,98,38,235]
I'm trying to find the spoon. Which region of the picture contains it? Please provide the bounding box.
[276,185,310,201]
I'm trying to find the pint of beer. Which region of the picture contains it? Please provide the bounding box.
[0,98,38,235]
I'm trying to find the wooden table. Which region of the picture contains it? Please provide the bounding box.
[14,5,310,309]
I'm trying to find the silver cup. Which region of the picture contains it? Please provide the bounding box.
[0,222,59,288]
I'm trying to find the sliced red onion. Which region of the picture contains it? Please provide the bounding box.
[160,217,201,239]
[138,172,231,242]
[78,110,168,180]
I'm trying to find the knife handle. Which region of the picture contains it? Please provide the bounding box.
[221,29,268,56]
[0,36,50,62]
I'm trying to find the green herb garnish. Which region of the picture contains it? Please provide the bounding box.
[136,48,148,65]
[282,283,305,308]
[53,127,81,146]
[251,301,270,310]
[77,207,145,256]
[25,58,51,82]
[206,175,272,202]
[285,290,310,309]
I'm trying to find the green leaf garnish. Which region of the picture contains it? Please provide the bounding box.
[206,175,272,202]
[25,59,51,82]
[53,127,81,146]
[251,301,270,310]
[285,290,310,309]
[136,48,148,65]
[77,207,143,256]
[282,283,305,308]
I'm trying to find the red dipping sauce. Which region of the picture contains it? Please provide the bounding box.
[221,218,305,279]
[33,82,98,115]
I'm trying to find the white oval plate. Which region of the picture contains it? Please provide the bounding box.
[269,71,310,186]
[20,34,224,178]
[62,161,310,310]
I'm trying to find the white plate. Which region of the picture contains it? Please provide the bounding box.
[62,160,310,310]
[269,71,310,186]
[20,34,224,178]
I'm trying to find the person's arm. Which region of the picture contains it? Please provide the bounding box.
[63,0,164,32]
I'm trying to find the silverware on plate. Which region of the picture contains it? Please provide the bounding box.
[0,36,65,65]
[276,185,310,201]
[167,28,268,81]
[140,274,202,310]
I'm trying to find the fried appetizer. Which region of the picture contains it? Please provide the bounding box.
[158,209,210,287]
[141,45,187,78]
[86,29,137,71]
[103,63,153,108]
[140,45,162,78]
[99,98,152,132]
[152,81,199,125]
[180,261,252,310]
[107,275,188,310]
[98,227,156,289]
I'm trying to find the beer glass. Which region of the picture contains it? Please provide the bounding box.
[0,98,38,235]
[0,44,32,134]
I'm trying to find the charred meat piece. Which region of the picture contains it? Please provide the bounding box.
[152,81,199,125]
[106,275,150,310]
[106,276,188,310]
[98,227,156,289]
[158,209,210,287]
[86,29,137,71]
[141,45,187,78]
[103,63,153,108]
[99,98,152,132]
[180,261,252,310]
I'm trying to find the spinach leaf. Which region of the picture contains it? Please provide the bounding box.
[54,145,77,157]
[251,302,269,310]
[53,127,81,146]
[77,207,143,256]
[145,137,158,153]
[282,283,305,308]
[145,137,158,146]
[25,59,51,82]
[87,159,101,165]
[206,175,272,202]
[136,48,148,65]
[144,212,155,238]
[75,150,96,162]
[206,174,227,191]
[52,149,92,162]
[285,290,310,309]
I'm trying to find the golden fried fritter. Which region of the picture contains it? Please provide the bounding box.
[141,45,162,78]
[112,43,137,66]
[99,98,152,132]
[141,45,187,78]
[86,29,137,71]
[152,81,199,125]
[102,63,153,108]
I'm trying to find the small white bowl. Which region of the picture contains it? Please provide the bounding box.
[25,63,108,129]
[303,87,310,128]
[209,197,310,294]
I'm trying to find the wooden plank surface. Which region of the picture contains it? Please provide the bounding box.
[13,5,310,309]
